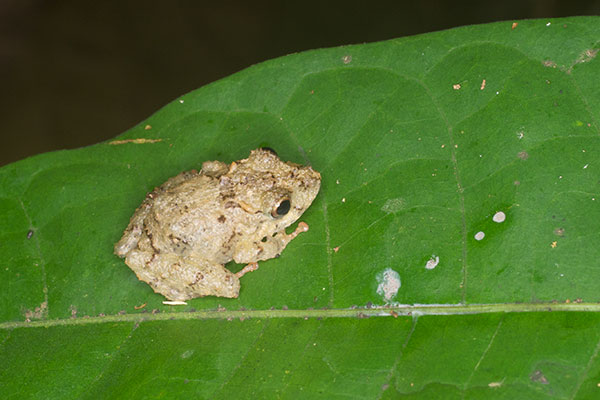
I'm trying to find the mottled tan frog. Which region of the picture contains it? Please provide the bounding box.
[114,148,321,300]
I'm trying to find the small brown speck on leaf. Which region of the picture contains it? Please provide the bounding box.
[530,370,549,384]
[24,301,48,321]
[109,138,163,145]
[570,48,599,72]
[517,151,529,160]
[134,303,147,310]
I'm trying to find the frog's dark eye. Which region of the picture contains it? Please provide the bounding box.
[272,198,290,218]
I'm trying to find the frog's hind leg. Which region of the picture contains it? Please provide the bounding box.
[178,257,241,300]
[126,252,240,301]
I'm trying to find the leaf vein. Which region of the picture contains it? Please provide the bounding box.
[18,198,49,319]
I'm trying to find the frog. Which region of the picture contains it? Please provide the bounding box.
[114,148,321,301]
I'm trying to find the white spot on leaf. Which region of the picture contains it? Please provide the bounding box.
[493,211,506,223]
[376,268,401,302]
[425,255,439,270]
[475,231,485,241]
[163,300,188,306]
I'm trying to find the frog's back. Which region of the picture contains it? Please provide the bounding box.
[115,171,221,256]
[144,173,234,256]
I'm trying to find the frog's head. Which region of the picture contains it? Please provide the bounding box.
[233,148,321,231]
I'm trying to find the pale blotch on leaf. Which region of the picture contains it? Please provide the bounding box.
[492,211,506,223]
[381,198,405,214]
[530,370,549,384]
[376,268,401,302]
[181,350,194,359]
[425,255,439,270]
[475,231,485,241]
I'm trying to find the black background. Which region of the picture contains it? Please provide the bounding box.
[2,0,599,166]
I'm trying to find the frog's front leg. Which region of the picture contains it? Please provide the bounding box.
[233,222,309,275]
[271,222,309,250]
[235,262,259,278]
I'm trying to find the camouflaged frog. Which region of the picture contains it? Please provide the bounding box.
[114,148,321,300]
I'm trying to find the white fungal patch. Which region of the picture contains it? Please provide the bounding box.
[376,268,401,302]
[425,255,439,270]
[475,231,485,241]
[381,198,405,214]
[493,211,506,223]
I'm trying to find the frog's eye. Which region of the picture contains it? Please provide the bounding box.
[271,198,290,218]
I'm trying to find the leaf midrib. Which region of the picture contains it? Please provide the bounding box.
[2,302,597,330]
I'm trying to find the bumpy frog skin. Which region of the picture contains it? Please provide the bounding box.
[114,149,321,300]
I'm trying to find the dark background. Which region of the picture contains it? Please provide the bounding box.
[2,0,599,166]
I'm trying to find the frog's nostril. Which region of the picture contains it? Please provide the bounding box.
[259,147,278,157]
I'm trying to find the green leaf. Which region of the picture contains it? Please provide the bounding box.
[2,17,600,399]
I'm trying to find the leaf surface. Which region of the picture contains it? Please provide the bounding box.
[2,17,600,399]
